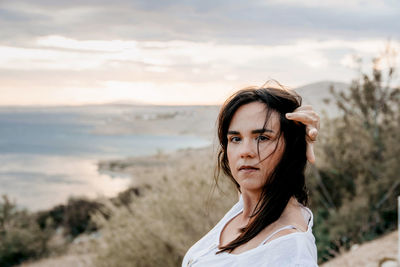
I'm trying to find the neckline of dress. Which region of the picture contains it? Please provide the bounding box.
[215,201,313,257]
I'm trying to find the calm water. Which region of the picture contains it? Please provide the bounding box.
[0,106,210,210]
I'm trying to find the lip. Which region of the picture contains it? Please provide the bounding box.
[238,165,260,172]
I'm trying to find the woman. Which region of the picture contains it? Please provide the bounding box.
[182,83,320,267]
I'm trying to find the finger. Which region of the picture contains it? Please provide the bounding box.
[286,112,319,128]
[306,127,318,141]
[293,105,313,111]
[286,109,318,119]
[306,142,316,164]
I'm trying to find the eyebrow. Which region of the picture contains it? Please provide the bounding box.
[227,128,274,135]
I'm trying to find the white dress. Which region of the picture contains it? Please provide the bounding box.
[182,197,318,267]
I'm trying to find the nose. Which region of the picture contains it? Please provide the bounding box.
[239,139,257,158]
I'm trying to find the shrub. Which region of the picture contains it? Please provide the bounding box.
[36,197,109,239]
[309,49,400,262]
[92,148,237,267]
[0,195,51,267]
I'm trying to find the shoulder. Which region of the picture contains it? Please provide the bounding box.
[258,231,318,266]
[251,214,318,266]
[265,204,315,247]
[266,228,300,243]
[246,236,317,267]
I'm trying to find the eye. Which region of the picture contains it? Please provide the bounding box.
[229,136,241,143]
[256,135,270,142]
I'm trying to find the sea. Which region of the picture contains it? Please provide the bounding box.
[0,105,211,211]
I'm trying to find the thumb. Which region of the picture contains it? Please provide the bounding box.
[306,142,316,164]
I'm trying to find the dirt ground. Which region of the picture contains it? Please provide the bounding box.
[321,230,399,267]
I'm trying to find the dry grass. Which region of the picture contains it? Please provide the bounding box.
[18,146,236,267]
[92,146,237,267]
[18,254,92,267]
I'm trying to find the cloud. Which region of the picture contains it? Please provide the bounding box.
[2,35,396,71]
[262,0,397,11]
[0,0,398,47]
[1,34,398,105]
[0,0,398,105]
[36,35,139,52]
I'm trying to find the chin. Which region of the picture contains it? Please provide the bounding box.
[239,181,264,193]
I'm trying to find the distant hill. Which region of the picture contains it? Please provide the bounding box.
[295,81,349,117]
[106,100,150,106]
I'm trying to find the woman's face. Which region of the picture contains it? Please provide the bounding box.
[227,102,285,194]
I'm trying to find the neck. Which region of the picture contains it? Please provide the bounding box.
[279,197,302,221]
[240,190,300,224]
[240,189,262,219]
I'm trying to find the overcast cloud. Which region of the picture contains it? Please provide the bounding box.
[0,0,399,105]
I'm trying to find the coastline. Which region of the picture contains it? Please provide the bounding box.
[0,104,219,211]
[17,144,235,267]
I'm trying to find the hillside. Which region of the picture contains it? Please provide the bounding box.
[295,80,349,117]
[321,230,398,267]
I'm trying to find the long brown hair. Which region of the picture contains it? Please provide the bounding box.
[215,83,308,253]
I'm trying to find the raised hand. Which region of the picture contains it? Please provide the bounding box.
[285,105,320,163]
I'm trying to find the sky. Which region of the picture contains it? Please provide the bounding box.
[0,0,399,106]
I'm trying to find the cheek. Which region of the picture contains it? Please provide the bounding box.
[257,142,278,160]
[259,140,285,169]
[226,146,234,167]
[226,145,238,174]
[265,141,285,165]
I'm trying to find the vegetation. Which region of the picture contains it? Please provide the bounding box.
[92,148,237,267]
[0,195,51,267]
[0,194,112,266]
[309,48,400,262]
[36,197,109,239]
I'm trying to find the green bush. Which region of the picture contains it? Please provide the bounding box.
[309,49,400,263]
[0,195,51,267]
[36,197,109,239]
